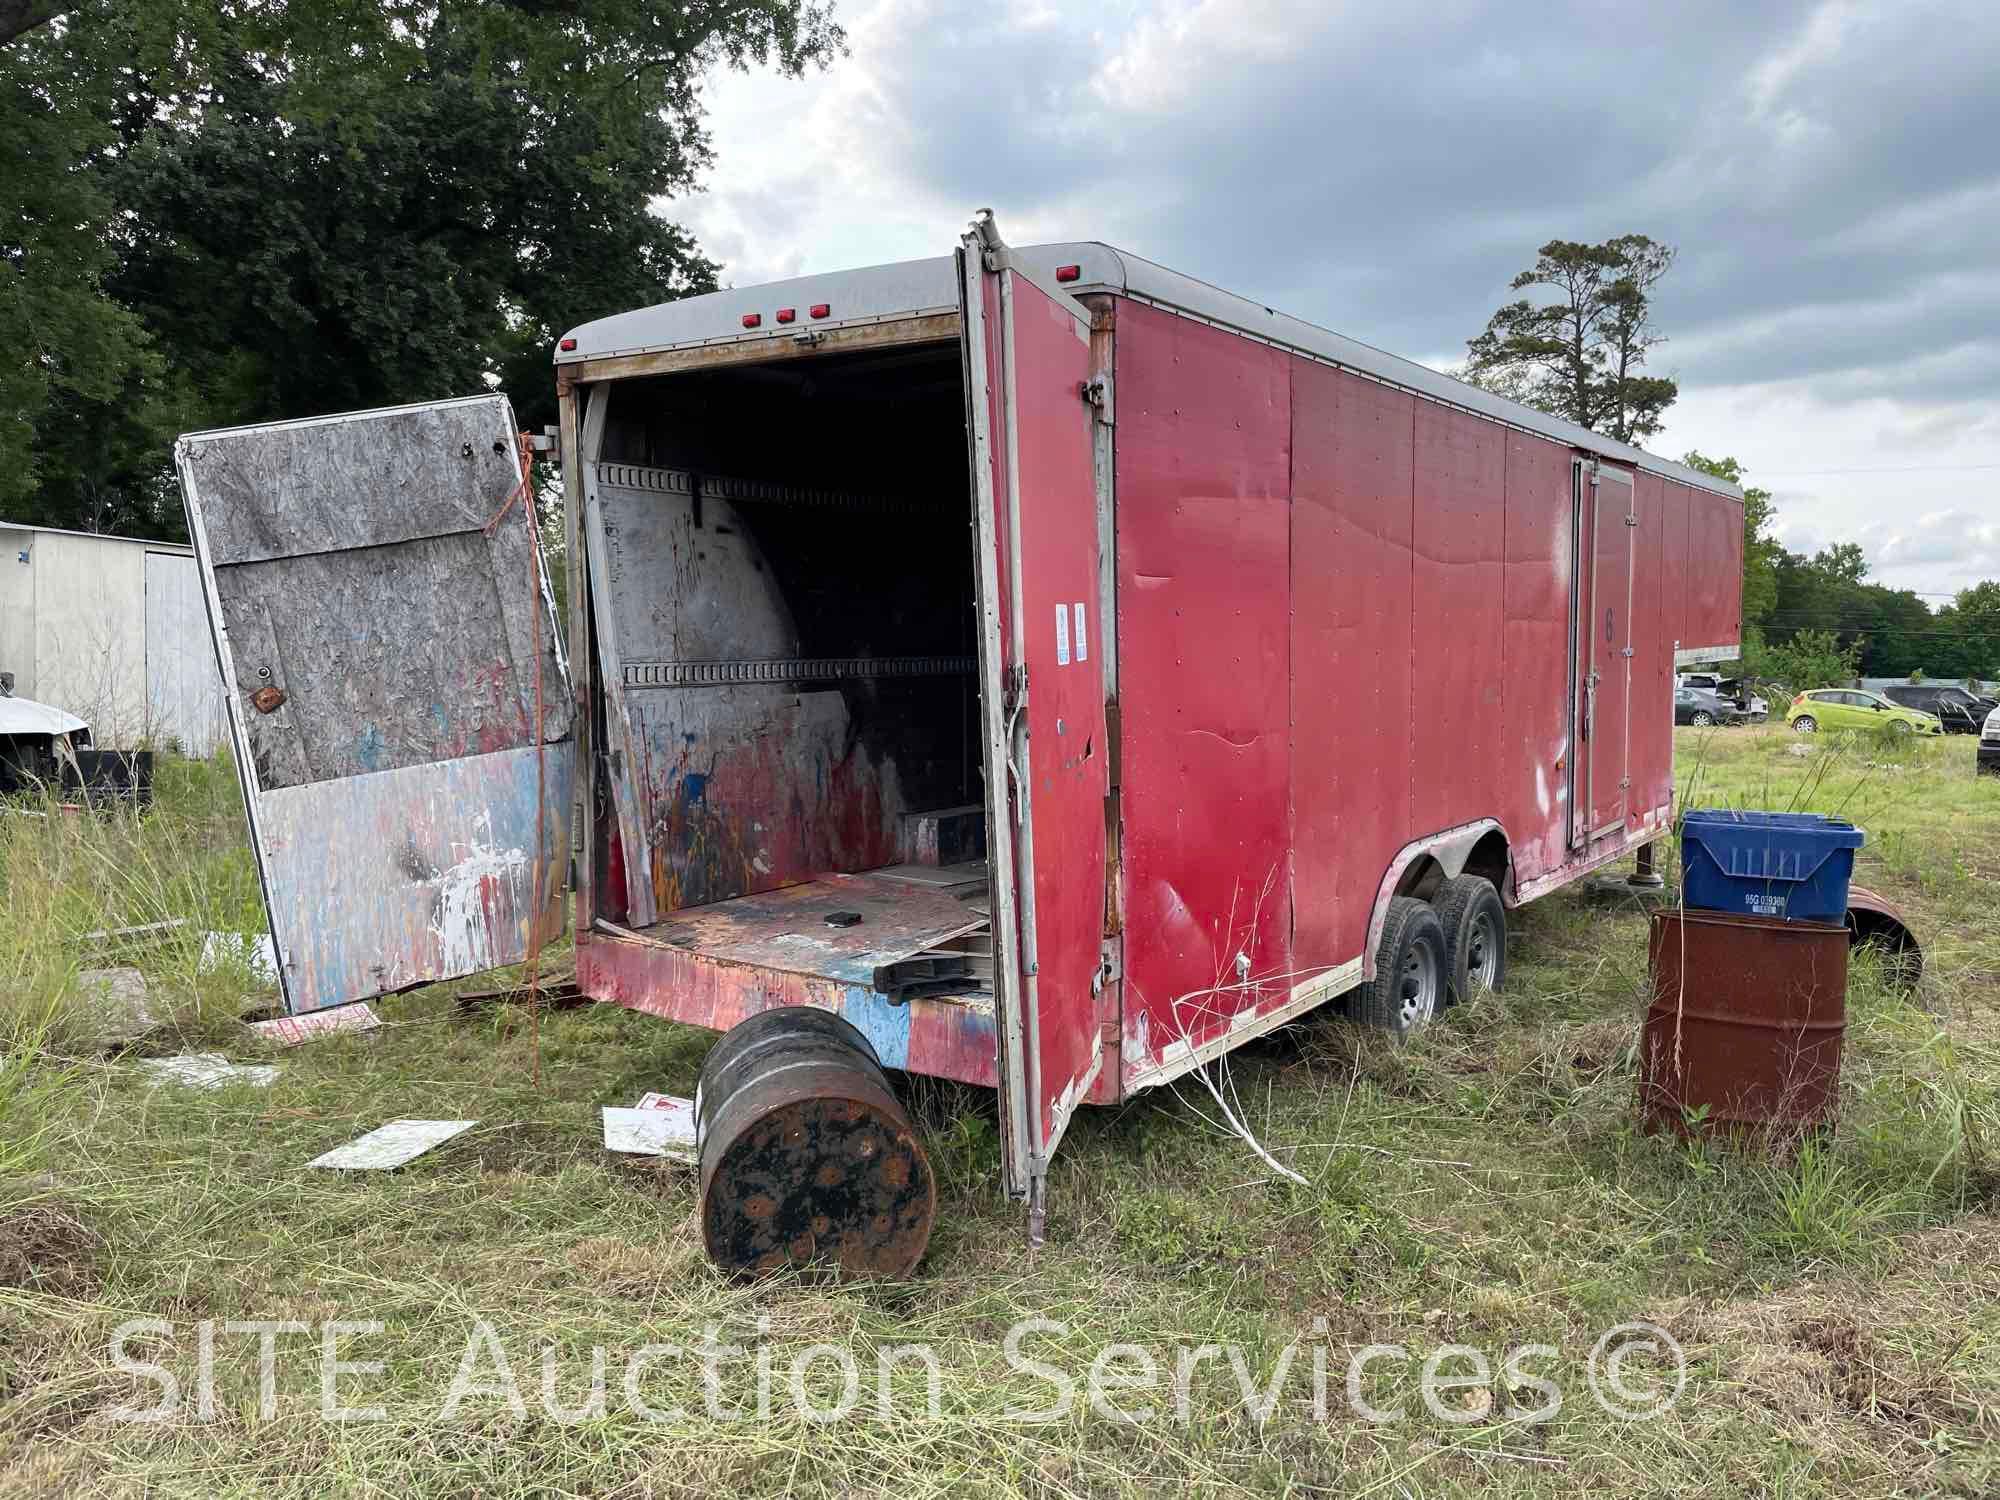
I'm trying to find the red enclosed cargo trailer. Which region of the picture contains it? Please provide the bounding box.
[175,214,1743,1266]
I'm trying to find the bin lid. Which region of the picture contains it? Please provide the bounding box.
[1681,809,1864,883]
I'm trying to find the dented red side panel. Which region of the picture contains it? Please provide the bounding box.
[1290,362,1414,979]
[1115,302,1292,1080]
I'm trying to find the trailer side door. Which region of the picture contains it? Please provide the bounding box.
[1575,460,1635,845]
[175,395,573,1014]
[958,220,1110,1223]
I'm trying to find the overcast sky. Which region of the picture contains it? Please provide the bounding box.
[677,0,2000,604]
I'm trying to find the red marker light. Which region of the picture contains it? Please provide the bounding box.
[776,307,796,324]
[558,336,577,352]
[1055,264,1081,283]
[741,313,761,328]
[809,303,831,319]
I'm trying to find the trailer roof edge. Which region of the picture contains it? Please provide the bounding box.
[557,241,1744,503]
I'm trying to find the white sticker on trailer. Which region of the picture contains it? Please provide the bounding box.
[1055,603,1071,666]
[1073,602,1087,663]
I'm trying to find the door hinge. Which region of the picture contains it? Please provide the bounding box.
[1621,646,1635,658]
[1080,378,1106,408]
[1624,513,1639,527]
[1003,663,1028,713]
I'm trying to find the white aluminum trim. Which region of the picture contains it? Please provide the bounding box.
[555,239,1738,503]
[1675,642,1741,666]
[957,243,1035,1200]
[1128,957,1365,1094]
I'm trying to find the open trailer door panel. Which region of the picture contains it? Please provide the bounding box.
[176,395,573,1015]
[959,217,1110,1216]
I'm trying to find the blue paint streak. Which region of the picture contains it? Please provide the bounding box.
[839,986,911,1071]
[680,771,708,805]
[355,725,387,772]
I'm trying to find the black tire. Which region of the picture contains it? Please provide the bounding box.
[1792,715,1817,734]
[1356,896,1447,1039]
[1434,874,1507,1004]
[1691,710,1714,727]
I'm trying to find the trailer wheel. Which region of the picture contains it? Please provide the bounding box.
[1357,896,1446,1039]
[1434,875,1507,1004]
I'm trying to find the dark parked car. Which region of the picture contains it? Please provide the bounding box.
[1674,686,1740,727]
[1881,684,1991,734]
[1981,703,2000,776]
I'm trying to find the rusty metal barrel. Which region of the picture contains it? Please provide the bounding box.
[697,1006,936,1278]
[1641,908,1849,1140]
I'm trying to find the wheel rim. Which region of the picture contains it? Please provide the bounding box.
[1692,712,1712,726]
[1464,909,1501,991]
[1891,720,1912,735]
[1795,717,1816,733]
[1397,939,1440,1031]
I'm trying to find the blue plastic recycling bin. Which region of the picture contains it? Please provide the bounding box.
[1679,810,1864,923]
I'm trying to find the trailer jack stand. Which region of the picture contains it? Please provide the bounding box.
[1628,839,1666,890]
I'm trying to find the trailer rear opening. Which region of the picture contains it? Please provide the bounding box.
[582,341,1001,1013]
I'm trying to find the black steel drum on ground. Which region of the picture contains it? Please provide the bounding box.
[697,1006,936,1278]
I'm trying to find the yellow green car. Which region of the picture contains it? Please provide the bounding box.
[1786,688,1944,736]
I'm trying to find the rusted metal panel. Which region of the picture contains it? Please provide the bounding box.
[1412,402,1507,833]
[258,745,572,1010]
[626,871,985,989]
[580,931,999,1089]
[697,1007,935,1278]
[176,395,575,1016]
[1497,430,1577,888]
[1845,884,1924,989]
[1642,908,1847,1137]
[1114,300,1292,1084]
[1290,359,1415,977]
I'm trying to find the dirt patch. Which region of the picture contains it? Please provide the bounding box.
[0,1203,102,1299]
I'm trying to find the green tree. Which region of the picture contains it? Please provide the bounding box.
[1756,628,1861,692]
[1463,235,1679,443]
[3,0,842,537]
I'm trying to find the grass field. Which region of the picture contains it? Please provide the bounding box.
[2,727,1996,1497]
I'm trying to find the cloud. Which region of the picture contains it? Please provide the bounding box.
[673,0,2000,598]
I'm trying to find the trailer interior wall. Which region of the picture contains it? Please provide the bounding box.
[1109,299,1742,1090]
[587,343,981,924]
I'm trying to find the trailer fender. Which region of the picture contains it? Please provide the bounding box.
[1364,820,1513,981]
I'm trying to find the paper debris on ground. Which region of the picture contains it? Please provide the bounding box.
[80,966,157,1047]
[604,1097,697,1162]
[140,1053,281,1090]
[309,1119,477,1171]
[200,930,280,984]
[251,1003,380,1047]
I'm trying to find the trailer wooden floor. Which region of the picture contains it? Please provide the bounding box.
[614,867,990,996]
